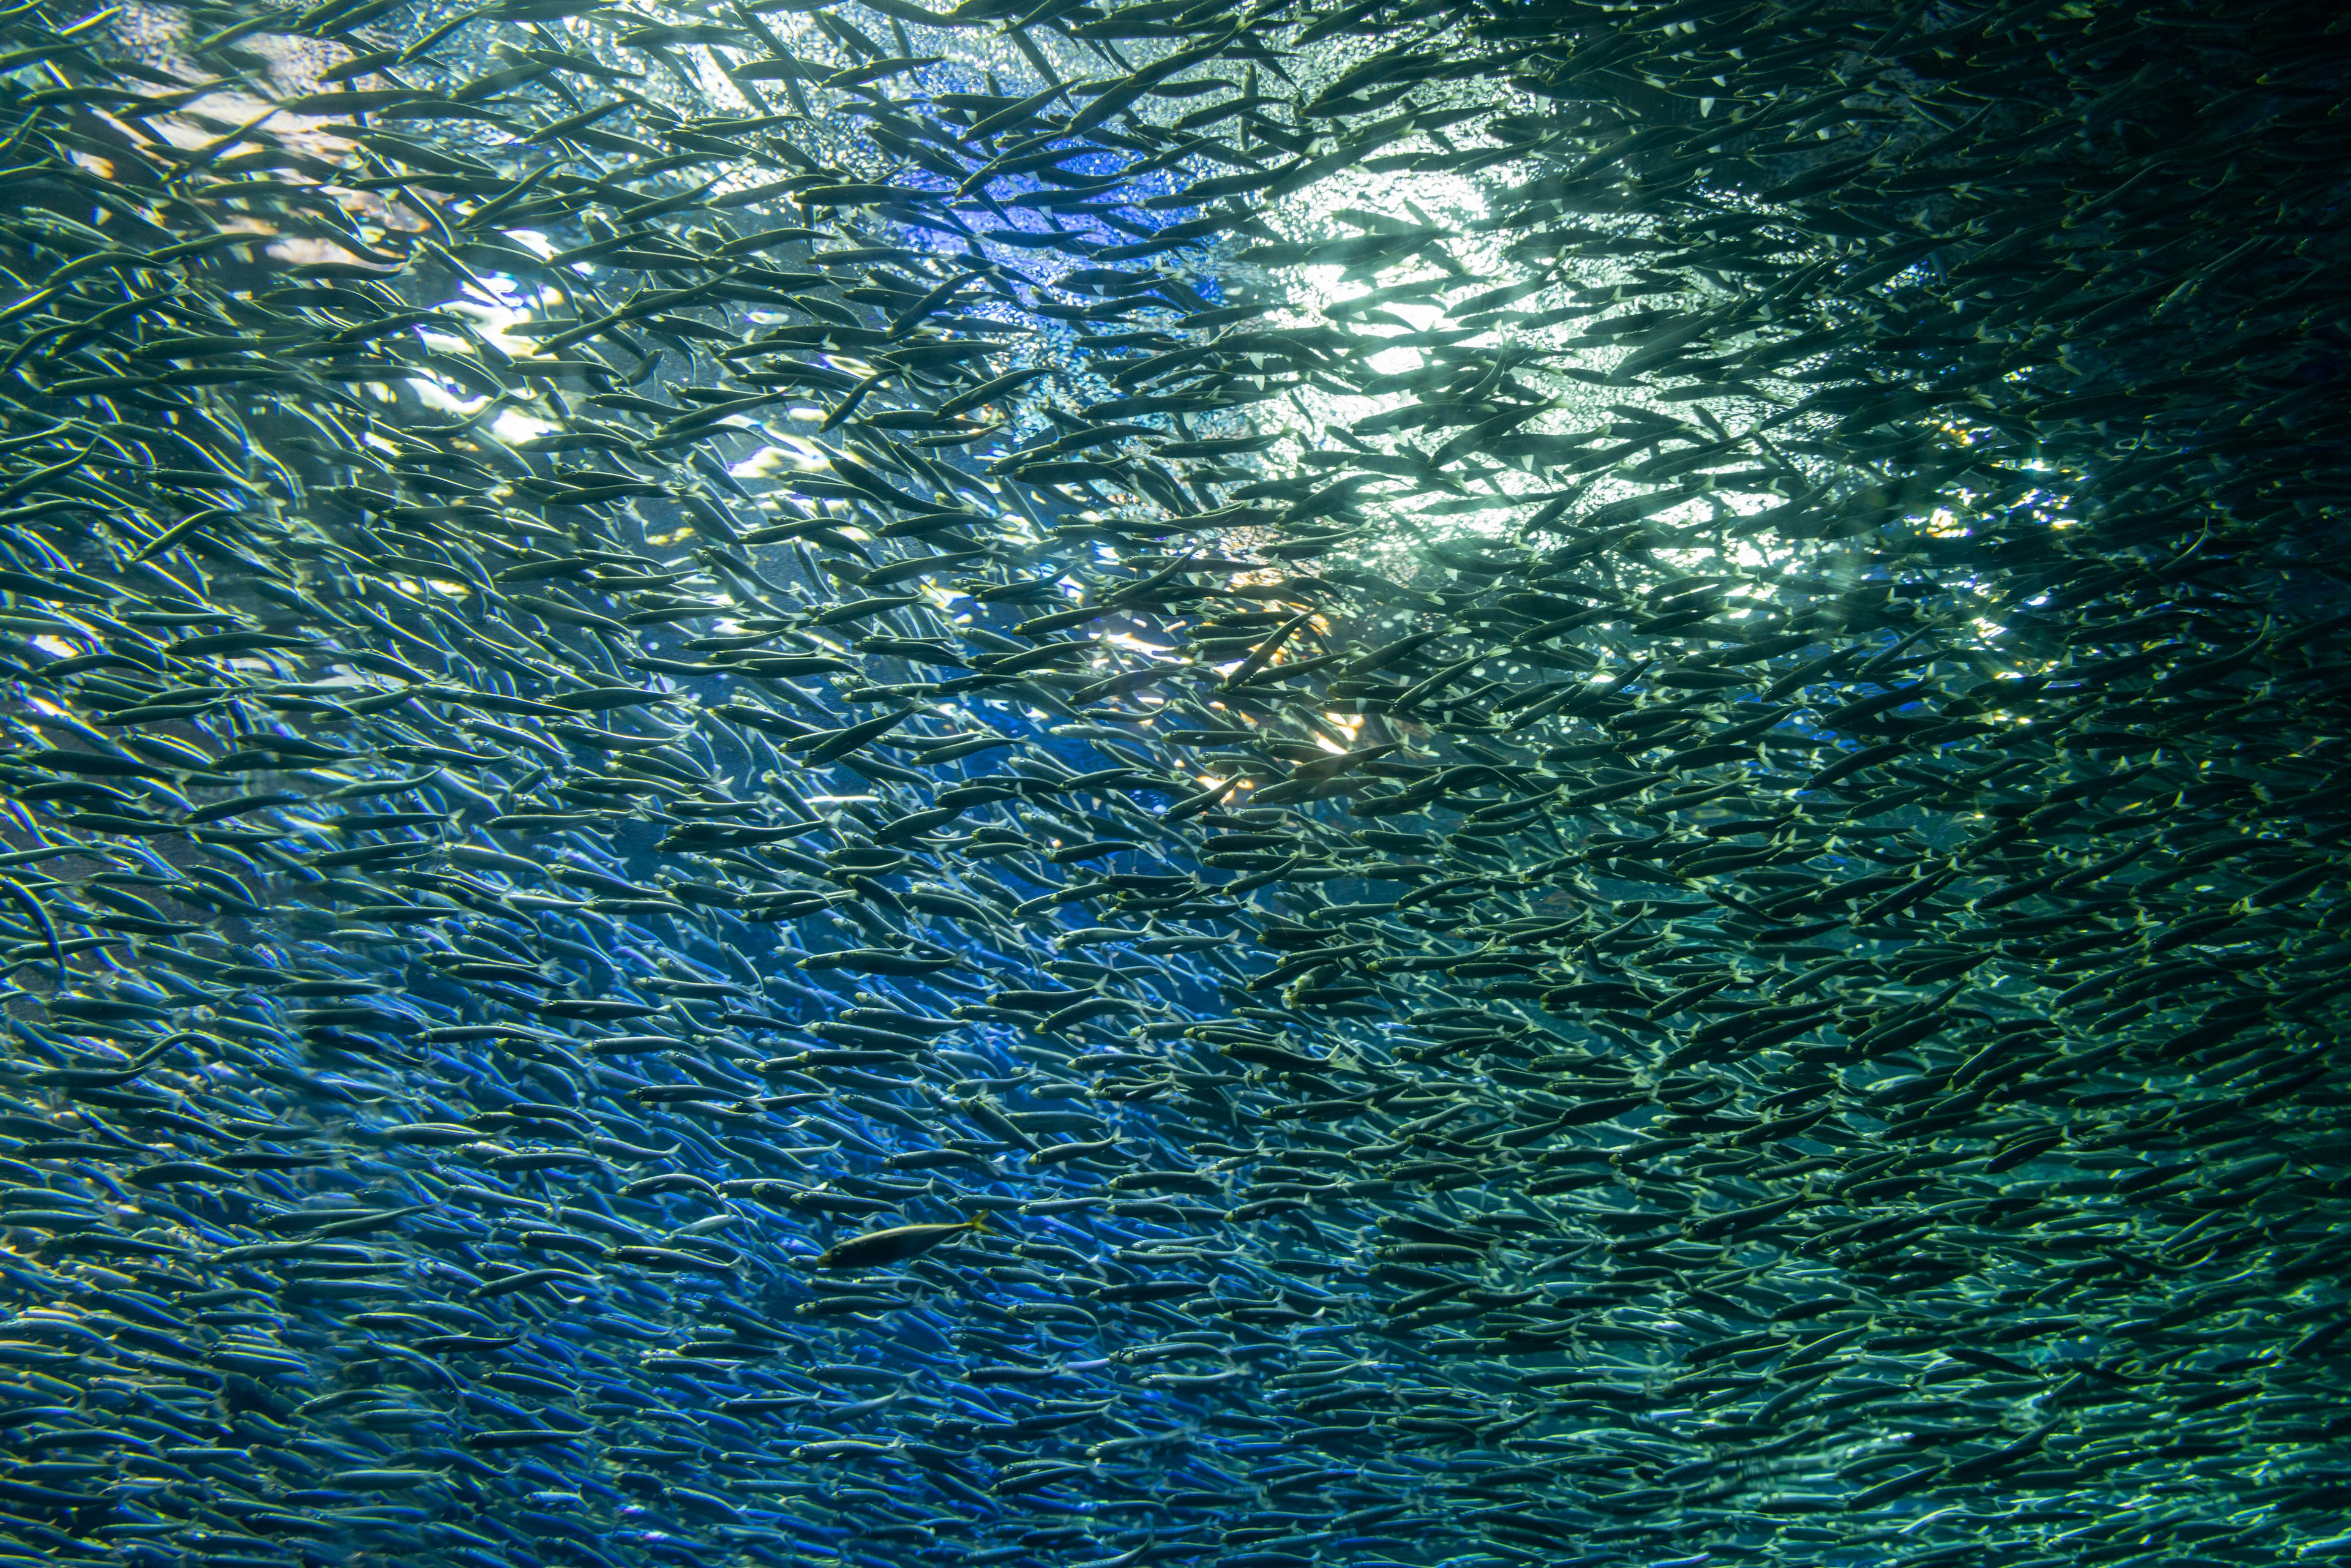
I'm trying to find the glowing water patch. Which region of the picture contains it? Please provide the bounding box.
[492,408,558,446]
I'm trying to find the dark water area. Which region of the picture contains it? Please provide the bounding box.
[0,2,2343,1567]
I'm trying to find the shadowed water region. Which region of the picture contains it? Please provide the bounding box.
[0,1,2342,1567]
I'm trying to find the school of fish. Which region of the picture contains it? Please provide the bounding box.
[0,0,2341,1564]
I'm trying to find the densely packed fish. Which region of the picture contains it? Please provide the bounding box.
[0,0,2341,1564]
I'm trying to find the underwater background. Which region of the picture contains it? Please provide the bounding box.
[0,1,2343,1567]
